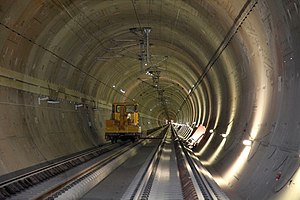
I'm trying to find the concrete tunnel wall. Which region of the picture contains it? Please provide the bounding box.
[0,0,299,199]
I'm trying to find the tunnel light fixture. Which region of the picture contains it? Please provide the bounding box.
[120,89,125,94]
[113,85,116,88]
[75,104,83,110]
[146,71,153,76]
[221,134,227,138]
[38,97,60,105]
[150,109,152,111]
[243,139,253,146]
[47,100,60,104]
[209,129,214,133]
[221,133,228,138]
[38,97,49,104]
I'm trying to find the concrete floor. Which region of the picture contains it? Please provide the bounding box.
[82,141,160,199]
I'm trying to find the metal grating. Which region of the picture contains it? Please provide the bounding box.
[147,133,183,200]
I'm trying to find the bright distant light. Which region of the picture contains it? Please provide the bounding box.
[120,89,125,94]
[113,85,116,88]
[209,129,214,133]
[221,134,227,138]
[243,139,253,146]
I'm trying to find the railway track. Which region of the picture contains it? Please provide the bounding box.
[0,142,123,200]
[0,127,166,200]
[122,126,230,200]
[0,126,229,200]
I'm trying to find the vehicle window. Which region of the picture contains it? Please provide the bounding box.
[126,105,135,113]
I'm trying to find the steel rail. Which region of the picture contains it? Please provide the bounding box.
[41,127,167,199]
[36,142,140,200]
[1,127,164,199]
[172,125,230,200]
[0,143,124,199]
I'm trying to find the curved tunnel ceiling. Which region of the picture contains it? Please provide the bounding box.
[0,0,300,199]
[1,0,243,123]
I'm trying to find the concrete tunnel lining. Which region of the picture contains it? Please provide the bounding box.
[0,0,299,199]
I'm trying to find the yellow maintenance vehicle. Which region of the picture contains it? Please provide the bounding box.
[105,102,141,143]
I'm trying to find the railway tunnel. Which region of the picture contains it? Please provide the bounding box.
[0,0,299,199]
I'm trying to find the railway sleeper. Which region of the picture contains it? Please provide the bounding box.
[0,187,10,197]
[38,173,48,181]
[18,179,30,189]
[74,158,82,165]
[4,185,17,195]
[47,170,54,176]
[27,176,39,185]
[67,162,74,167]
[69,161,77,166]
[49,168,59,175]
[37,172,48,181]
[60,164,69,171]
[0,192,6,199]
[41,171,50,180]
[13,182,25,191]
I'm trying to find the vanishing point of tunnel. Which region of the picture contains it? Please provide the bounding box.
[0,0,299,199]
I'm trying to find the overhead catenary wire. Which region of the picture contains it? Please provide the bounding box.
[52,0,158,111]
[131,0,143,31]
[176,0,258,116]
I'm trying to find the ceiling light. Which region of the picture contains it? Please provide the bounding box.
[47,100,60,104]
[75,104,83,110]
[209,129,214,133]
[221,134,227,138]
[38,96,49,104]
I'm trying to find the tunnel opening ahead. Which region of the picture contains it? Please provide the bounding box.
[0,0,299,199]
